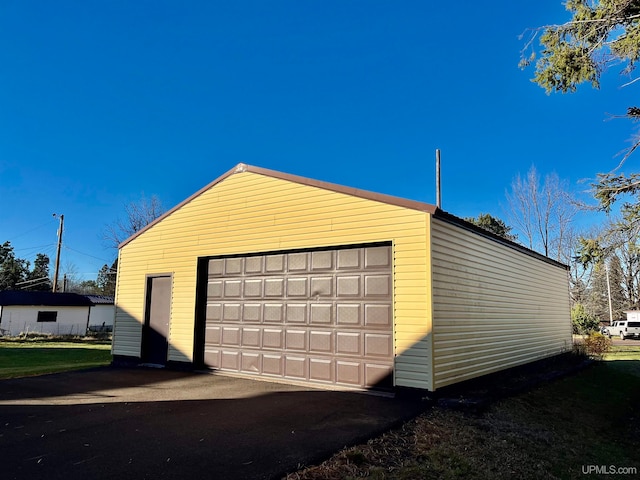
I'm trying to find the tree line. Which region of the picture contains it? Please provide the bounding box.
[0,242,51,291]
[0,242,118,296]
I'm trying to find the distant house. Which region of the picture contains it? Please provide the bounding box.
[0,291,115,336]
[626,311,640,322]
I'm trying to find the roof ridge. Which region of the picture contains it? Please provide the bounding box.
[117,163,438,248]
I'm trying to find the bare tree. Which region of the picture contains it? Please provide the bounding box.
[104,194,165,249]
[505,166,577,261]
[60,261,80,293]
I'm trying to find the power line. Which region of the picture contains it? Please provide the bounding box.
[13,243,56,252]
[5,219,57,243]
[63,245,115,264]
[15,276,49,286]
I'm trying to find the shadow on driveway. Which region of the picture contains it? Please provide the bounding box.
[0,367,425,480]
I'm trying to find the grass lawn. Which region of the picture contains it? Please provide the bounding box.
[0,338,112,380]
[604,345,640,377]
[285,347,640,480]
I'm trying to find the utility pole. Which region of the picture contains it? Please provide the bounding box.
[605,261,614,323]
[52,213,64,293]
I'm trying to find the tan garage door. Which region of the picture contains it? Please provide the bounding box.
[203,244,394,389]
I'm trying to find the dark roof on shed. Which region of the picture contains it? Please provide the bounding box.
[84,295,115,305]
[0,291,94,307]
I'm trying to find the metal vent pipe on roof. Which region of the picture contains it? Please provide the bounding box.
[436,149,442,209]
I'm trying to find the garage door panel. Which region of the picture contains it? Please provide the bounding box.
[284,356,307,378]
[263,328,283,348]
[206,304,222,321]
[225,258,243,275]
[222,304,241,321]
[264,304,284,322]
[310,277,333,296]
[221,327,240,346]
[262,354,283,376]
[365,363,393,386]
[365,246,391,268]
[285,329,307,350]
[264,278,284,297]
[242,304,261,321]
[309,330,332,353]
[287,277,308,296]
[207,280,223,298]
[336,331,362,356]
[242,257,260,274]
[205,326,221,345]
[265,254,285,272]
[336,304,361,325]
[244,279,263,297]
[204,348,221,368]
[221,351,240,370]
[337,275,360,296]
[337,249,361,269]
[287,252,308,271]
[241,352,261,373]
[242,328,261,347]
[203,245,393,389]
[309,358,333,382]
[336,361,361,386]
[311,251,333,270]
[364,304,392,327]
[365,275,390,296]
[223,280,242,297]
[286,304,307,323]
[310,304,332,324]
[208,259,224,276]
[365,333,392,357]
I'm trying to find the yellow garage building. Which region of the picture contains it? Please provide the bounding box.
[112,164,572,391]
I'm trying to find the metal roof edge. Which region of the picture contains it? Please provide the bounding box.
[243,164,438,214]
[119,163,438,248]
[432,209,569,270]
[116,163,567,271]
[118,164,244,248]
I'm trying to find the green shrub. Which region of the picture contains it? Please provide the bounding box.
[571,303,599,335]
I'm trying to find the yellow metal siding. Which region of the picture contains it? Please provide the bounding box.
[111,250,143,358]
[113,171,433,389]
[430,218,572,389]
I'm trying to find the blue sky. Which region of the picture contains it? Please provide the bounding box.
[0,1,636,281]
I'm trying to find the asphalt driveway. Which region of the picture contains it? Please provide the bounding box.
[0,367,424,480]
